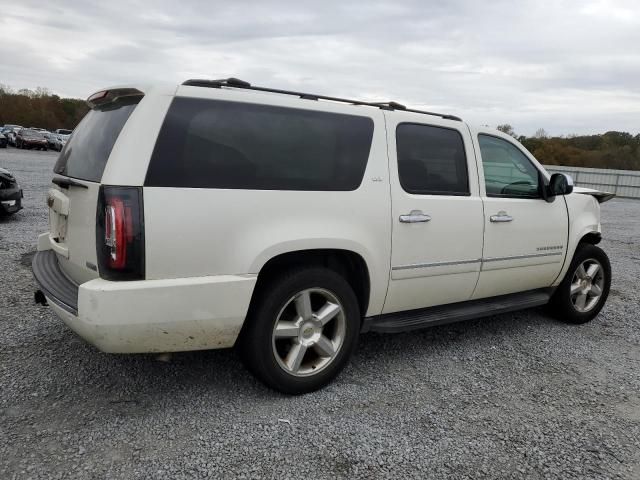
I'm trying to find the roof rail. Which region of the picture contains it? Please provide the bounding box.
[181,78,462,121]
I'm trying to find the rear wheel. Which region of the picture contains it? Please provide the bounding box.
[550,243,611,324]
[238,267,360,394]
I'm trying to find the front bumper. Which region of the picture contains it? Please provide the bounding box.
[0,187,23,215]
[32,249,257,353]
[24,140,47,148]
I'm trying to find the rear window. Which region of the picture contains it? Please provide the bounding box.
[53,97,140,182]
[144,97,374,191]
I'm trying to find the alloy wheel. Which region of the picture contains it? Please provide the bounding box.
[271,288,346,377]
[570,258,605,313]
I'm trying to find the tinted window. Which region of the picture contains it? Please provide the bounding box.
[54,97,140,182]
[396,123,469,195]
[478,134,540,197]
[145,98,374,190]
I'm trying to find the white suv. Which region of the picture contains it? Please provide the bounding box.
[33,78,613,394]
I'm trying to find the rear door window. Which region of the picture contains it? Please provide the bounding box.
[144,98,374,191]
[396,123,469,195]
[54,97,140,182]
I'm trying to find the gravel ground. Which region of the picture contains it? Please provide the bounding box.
[1,147,639,479]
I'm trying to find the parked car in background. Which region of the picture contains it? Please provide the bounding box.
[51,129,72,151]
[55,128,73,137]
[0,167,23,215]
[2,126,23,146]
[16,128,48,150]
[44,132,63,151]
[0,132,7,148]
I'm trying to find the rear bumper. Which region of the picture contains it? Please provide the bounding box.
[32,250,257,353]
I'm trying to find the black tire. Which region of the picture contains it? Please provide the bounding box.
[238,267,361,394]
[549,243,611,324]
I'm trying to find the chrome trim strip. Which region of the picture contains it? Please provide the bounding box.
[482,251,564,263]
[392,251,564,271]
[392,258,482,271]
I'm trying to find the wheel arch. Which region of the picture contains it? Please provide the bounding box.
[251,248,371,318]
[579,231,602,245]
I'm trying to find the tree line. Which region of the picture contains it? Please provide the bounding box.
[497,124,640,171]
[0,85,88,131]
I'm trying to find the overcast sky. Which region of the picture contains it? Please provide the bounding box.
[1,0,638,136]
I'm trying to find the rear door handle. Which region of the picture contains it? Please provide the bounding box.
[490,211,513,223]
[399,210,431,223]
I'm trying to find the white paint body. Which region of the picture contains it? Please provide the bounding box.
[38,84,603,353]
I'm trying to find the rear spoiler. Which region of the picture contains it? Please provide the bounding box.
[86,88,144,109]
[573,186,615,203]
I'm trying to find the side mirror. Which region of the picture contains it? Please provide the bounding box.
[548,173,574,196]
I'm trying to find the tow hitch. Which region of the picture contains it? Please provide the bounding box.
[34,290,48,306]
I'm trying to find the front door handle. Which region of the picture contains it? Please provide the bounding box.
[399,210,431,223]
[490,211,513,223]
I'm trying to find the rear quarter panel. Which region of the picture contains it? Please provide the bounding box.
[143,88,392,316]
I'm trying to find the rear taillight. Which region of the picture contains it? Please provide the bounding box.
[96,186,144,280]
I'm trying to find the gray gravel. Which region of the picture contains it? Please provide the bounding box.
[1,147,639,479]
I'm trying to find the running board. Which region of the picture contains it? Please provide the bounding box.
[362,289,552,334]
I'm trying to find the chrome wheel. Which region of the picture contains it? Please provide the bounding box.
[272,288,346,377]
[570,258,605,313]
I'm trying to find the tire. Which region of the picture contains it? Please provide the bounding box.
[238,267,361,394]
[549,243,611,324]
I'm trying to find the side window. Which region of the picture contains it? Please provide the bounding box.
[145,98,374,191]
[396,123,469,195]
[478,134,540,198]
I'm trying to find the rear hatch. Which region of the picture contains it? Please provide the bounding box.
[47,90,143,284]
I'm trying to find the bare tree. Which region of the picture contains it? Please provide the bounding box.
[535,128,548,139]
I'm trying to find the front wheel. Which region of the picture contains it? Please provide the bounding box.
[550,243,611,324]
[238,267,360,394]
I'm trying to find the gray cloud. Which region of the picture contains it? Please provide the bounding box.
[1,0,639,135]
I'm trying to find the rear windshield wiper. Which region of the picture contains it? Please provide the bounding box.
[52,177,88,189]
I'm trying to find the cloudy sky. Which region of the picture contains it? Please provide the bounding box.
[1,0,638,136]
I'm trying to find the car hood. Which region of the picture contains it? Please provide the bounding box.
[573,186,615,203]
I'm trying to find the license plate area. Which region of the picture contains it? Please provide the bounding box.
[47,189,70,254]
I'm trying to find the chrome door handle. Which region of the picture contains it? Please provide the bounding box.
[490,211,513,223]
[399,210,431,223]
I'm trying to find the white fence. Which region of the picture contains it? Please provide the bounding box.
[544,165,640,199]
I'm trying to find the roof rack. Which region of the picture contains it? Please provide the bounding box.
[181,78,462,121]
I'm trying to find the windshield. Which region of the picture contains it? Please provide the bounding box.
[22,129,45,138]
[58,129,72,135]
